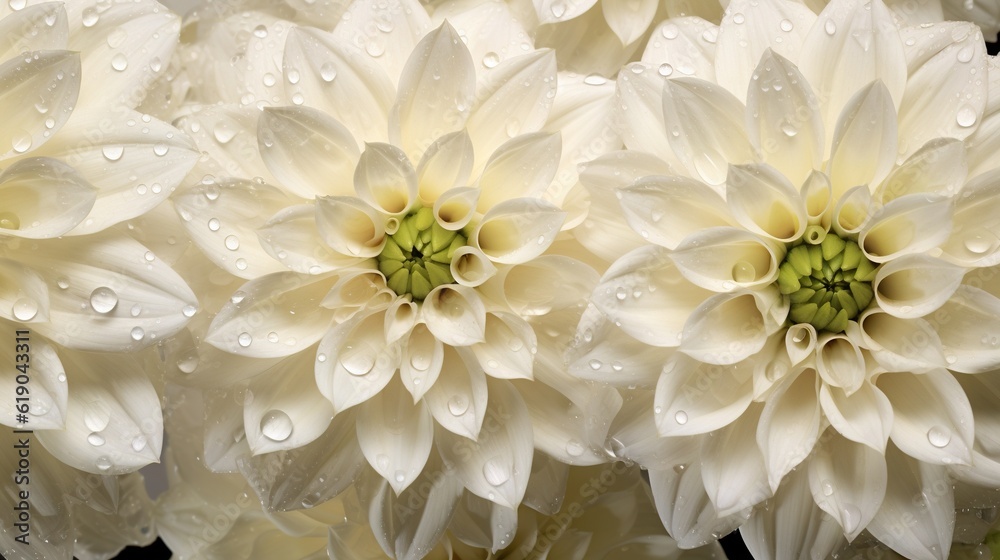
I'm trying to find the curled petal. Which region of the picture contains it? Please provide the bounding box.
[422,284,486,346]
[400,323,442,402]
[422,346,487,439]
[873,254,965,319]
[680,288,788,365]
[357,378,434,494]
[355,142,418,215]
[801,171,833,224]
[757,368,821,491]
[384,298,417,345]
[859,310,947,372]
[726,163,806,243]
[617,175,733,250]
[481,255,597,317]
[450,246,496,287]
[433,187,479,232]
[859,194,953,263]
[829,184,872,237]
[473,198,565,264]
[815,334,865,395]
[820,381,893,453]
[785,324,817,367]
[808,433,887,540]
[654,354,754,437]
[0,158,96,239]
[319,269,392,316]
[669,227,781,292]
[315,311,400,414]
[315,196,386,258]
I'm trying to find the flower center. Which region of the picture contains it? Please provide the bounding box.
[776,231,877,333]
[376,207,466,301]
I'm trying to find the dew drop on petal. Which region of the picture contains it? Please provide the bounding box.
[90,287,119,314]
[733,13,745,24]
[260,410,293,441]
[267,331,279,343]
[583,73,607,86]
[927,425,951,448]
[207,218,221,231]
[394,470,406,483]
[131,435,147,451]
[448,395,469,416]
[213,123,236,144]
[224,235,240,250]
[674,410,688,425]
[779,19,794,32]
[410,351,430,371]
[182,305,197,318]
[658,63,673,77]
[731,260,757,283]
[340,345,375,375]
[821,479,834,496]
[550,1,566,18]
[565,440,585,456]
[111,53,128,72]
[824,19,837,35]
[842,504,861,534]
[483,458,510,486]
[615,286,627,300]
[588,359,602,370]
[87,432,105,446]
[12,298,37,321]
[957,45,975,63]
[482,52,500,68]
[238,332,252,347]
[320,63,337,82]
[957,105,978,128]
[84,403,110,432]
[11,129,32,153]
[95,457,112,471]
[130,327,145,341]
[102,145,124,161]
[153,143,168,156]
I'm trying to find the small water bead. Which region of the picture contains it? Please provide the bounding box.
[821,479,834,496]
[365,40,385,57]
[260,410,293,441]
[550,1,566,18]
[963,229,995,254]
[130,327,145,341]
[182,305,197,318]
[615,286,627,300]
[340,347,375,375]
[90,287,119,314]
[410,351,431,371]
[674,410,688,425]
[927,425,951,448]
[57,373,66,383]
[224,235,240,250]
[130,304,142,317]
[588,359,602,370]
[482,52,500,68]
[731,261,757,283]
[87,432,105,446]
[213,123,236,144]
[95,457,113,471]
[957,105,978,128]
[291,92,304,105]
[267,331,279,343]
[733,13,745,24]
[207,218,221,231]
[177,353,199,374]
[153,143,169,156]
[102,145,124,161]
[448,395,469,416]
[779,19,794,32]
[482,458,510,486]
[565,440,585,457]
[237,332,253,347]
[957,45,975,63]
[111,53,128,72]
[654,406,663,414]
[611,361,623,371]
[317,353,327,363]
[12,298,38,321]
[235,258,248,271]
[320,63,337,82]
[8,0,26,10]
[583,73,607,86]
[131,435,147,452]
[658,63,673,77]
[842,504,862,534]
[82,7,99,26]
[231,292,247,304]
[394,470,406,483]
[661,23,679,39]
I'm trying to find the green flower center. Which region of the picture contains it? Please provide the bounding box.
[776,229,877,334]
[377,207,466,301]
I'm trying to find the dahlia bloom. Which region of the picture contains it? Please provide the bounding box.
[571,0,1000,557]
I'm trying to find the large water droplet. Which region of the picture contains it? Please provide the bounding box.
[11,129,32,153]
[731,260,757,283]
[927,425,951,448]
[583,73,607,86]
[90,287,119,314]
[224,235,240,250]
[842,504,861,534]
[87,432,105,446]
[130,326,145,341]
[674,410,688,425]
[409,351,430,371]
[550,1,566,18]
[340,344,375,375]
[84,403,110,432]
[957,105,978,128]
[102,145,124,161]
[779,19,794,32]
[565,440,585,456]
[482,457,510,486]
[260,410,293,441]
[482,52,500,68]
[448,395,469,416]
[12,298,38,321]
[213,123,236,144]
[0,211,19,230]
[131,435,147,451]
[95,457,113,471]
[238,332,253,347]
[111,53,128,72]
[320,63,337,82]
[963,228,996,255]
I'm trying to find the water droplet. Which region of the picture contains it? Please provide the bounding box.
[658,63,673,77]
[842,504,861,533]
[82,7,99,26]
[149,57,162,72]
[87,432,105,446]
[130,326,145,341]
[824,19,838,35]
[611,361,623,371]
[182,305,197,318]
[780,121,798,137]
[410,351,430,371]
[565,440,585,456]
[291,92,304,105]
[674,410,688,425]
[394,470,406,483]
[731,260,757,283]
[0,212,18,230]
[131,435,147,451]
[95,457,112,471]
[8,0,26,10]
[448,395,469,416]
[90,287,119,314]
[213,123,236,144]
[231,292,247,304]
[550,1,566,18]
[821,479,834,496]
[153,143,168,156]
[224,235,240,250]
[583,73,607,86]
[733,13,745,24]
[927,425,951,448]
[957,105,978,128]
[84,403,110,432]
[779,19,794,32]
[207,218,221,232]
[102,145,124,161]
[365,39,385,57]
[11,129,31,153]
[957,45,975,63]
[963,228,995,254]
[177,353,199,374]
[238,332,252,347]
[482,52,500,68]
[661,23,679,39]
[111,53,128,72]
[260,410,293,441]
[615,286,627,300]
[12,298,37,321]
[320,63,337,82]
[482,458,510,486]
[588,359,602,370]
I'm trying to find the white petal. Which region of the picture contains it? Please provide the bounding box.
[481,254,597,317]
[314,196,387,258]
[590,245,713,347]
[389,22,475,163]
[820,381,893,453]
[872,254,965,319]
[0,158,95,239]
[877,369,974,466]
[355,142,418,215]
[830,184,873,237]
[897,22,987,158]
[450,246,496,287]
[423,346,487,439]
[859,310,947,372]
[828,81,899,197]
[662,78,757,186]
[436,379,532,509]
[446,492,518,552]
[205,272,338,358]
[939,169,1000,266]
[0,50,78,159]
[283,26,395,144]
[654,354,754,437]
[815,334,865,394]
[715,0,816,102]
[801,171,833,223]
[808,434,887,539]
[434,187,480,232]
[602,0,657,45]
[533,0,597,24]
[858,193,953,263]
[0,3,68,61]
[472,198,565,264]
[35,349,161,474]
[258,106,361,199]
[648,462,750,549]
[315,311,400,414]
[866,445,955,560]
[331,0,430,82]
[614,62,673,159]
[757,368,821,490]
[641,18,719,83]
[680,288,787,365]
[477,132,561,211]
[466,50,557,165]
[516,379,618,466]
[245,350,335,455]
[174,105,275,182]
[521,451,569,515]
[257,205,362,275]
[417,130,474,204]
[0,327,65,430]
[876,138,967,204]
[745,49,824,186]
[930,286,1000,373]
[727,163,807,242]
[471,312,536,380]
[569,312,672,388]
[422,284,486,346]
[607,390,700,469]
[201,388,251,472]
[799,0,906,152]
[357,377,433,494]
[400,323,442,402]
[173,178,291,278]
[430,1,531,77]
[617,175,734,250]
[18,232,196,352]
[701,405,772,516]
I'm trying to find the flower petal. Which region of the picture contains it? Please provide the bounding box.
[815,334,866,395]
[602,0,657,45]
[939,169,1000,266]
[808,433,887,540]
[257,204,362,275]
[617,175,734,250]
[357,377,433,494]
[569,310,672,388]
[648,461,750,549]
[258,106,361,199]
[0,49,78,160]
[877,369,974,466]
[436,379,532,509]
[727,163,807,242]
[701,405,772,516]
[680,288,787,365]
[472,198,565,264]
[174,105,275,182]
[828,81,898,197]
[859,310,948,372]
[0,326,65,430]
[654,354,754,437]
[820,381,893,452]
[641,18,719,83]
[745,49,824,186]
[876,138,967,204]
[873,254,965,319]
[929,285,1000,373]
[533,0,597,24]
[245,349,335,455]
[400,323,442,402]
[858,193,953,263]
[757,368,822,491]
[481,254,598,317]
[331,0,430,81]
[389,22,475,163]
[315,196,387,258]
[0,157,95,239]
[355,142,418,215]
[417,130,474,204]
[866,444,955,560]
[422,284,486,346]
[422,346,487,439]
[315,311,400,414]
[614,62,673,160]
[0,3,68,61]
[515,378,618,466]
[471,312,536,380]
[477,132,561,211]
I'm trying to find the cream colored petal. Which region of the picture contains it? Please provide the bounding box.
[315,311,400,414]
[681,288,787,365]
[929,285,1000,373]
[466,50,557,166]
[606,390,700,470]
[477,132,561,211]
[422,284,486,346]
[206,272,337,358]
[400,323,442,402]
[617,175,734,250]
[257,205,363,275]
[701,405,771,517]
[876,138,967,204]
[648,462,750,549]
[799,0,906,153]
[669,228,780,293]
[417,130,474,204]
[314,196,387,258]
[877,369,974,466]
[422,346,487,439]
[174,105,276,183]
[1,51,78,161]
[472,198,565,264]
[515,379,617,466]
[201,388,251,472]
[446,492,518,552]
[614,62,675,159]
[0,326,64,430]
[450,246,496,288]
[355,142,418,215]
[357,377,433,494]
[746,49,824,186]
[828,81,898,198]
[939,169,1000,266]
[859,310,947,372]
[829,184,873,237]
[715,0,816,102]
[173,179,292,279]
[283,26,395,144]
[808,433,887,540]
[873,254,965,319]
[820,381,893,452]
[480,254,596,317]
[752,334,792,401]
[331,0,430,82]
[816,334,866,395]
[245,349,335,455]
[785,324,817,368]
[471,312,536,380]
[897,22,987,158]
[434,187,479,232]
[653,354,754,437]
[727,163,806,242]
[662,78,757,186]
[0,258,49,325]
[866,445,955,560]
[569,310,673,388]
[258,106,361,199]
[389,23,475,163]
[590,245,714,347]
[435,380,531,509]
[602,0,657,45]
[533,0,598,24]
[801,171,833,225]
[859,193,953,263]
[0,3,68,61]
[431,1,532,77]
[641,18,719,83]
[35,350,161,474]
[757,368,822,491]
[318,268,392,315]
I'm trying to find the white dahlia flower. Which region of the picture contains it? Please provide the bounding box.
[570,0,1000,557]
[0,1,198,558]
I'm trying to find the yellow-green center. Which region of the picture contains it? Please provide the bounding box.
[777,231,877,333]
[377,207,466,300]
